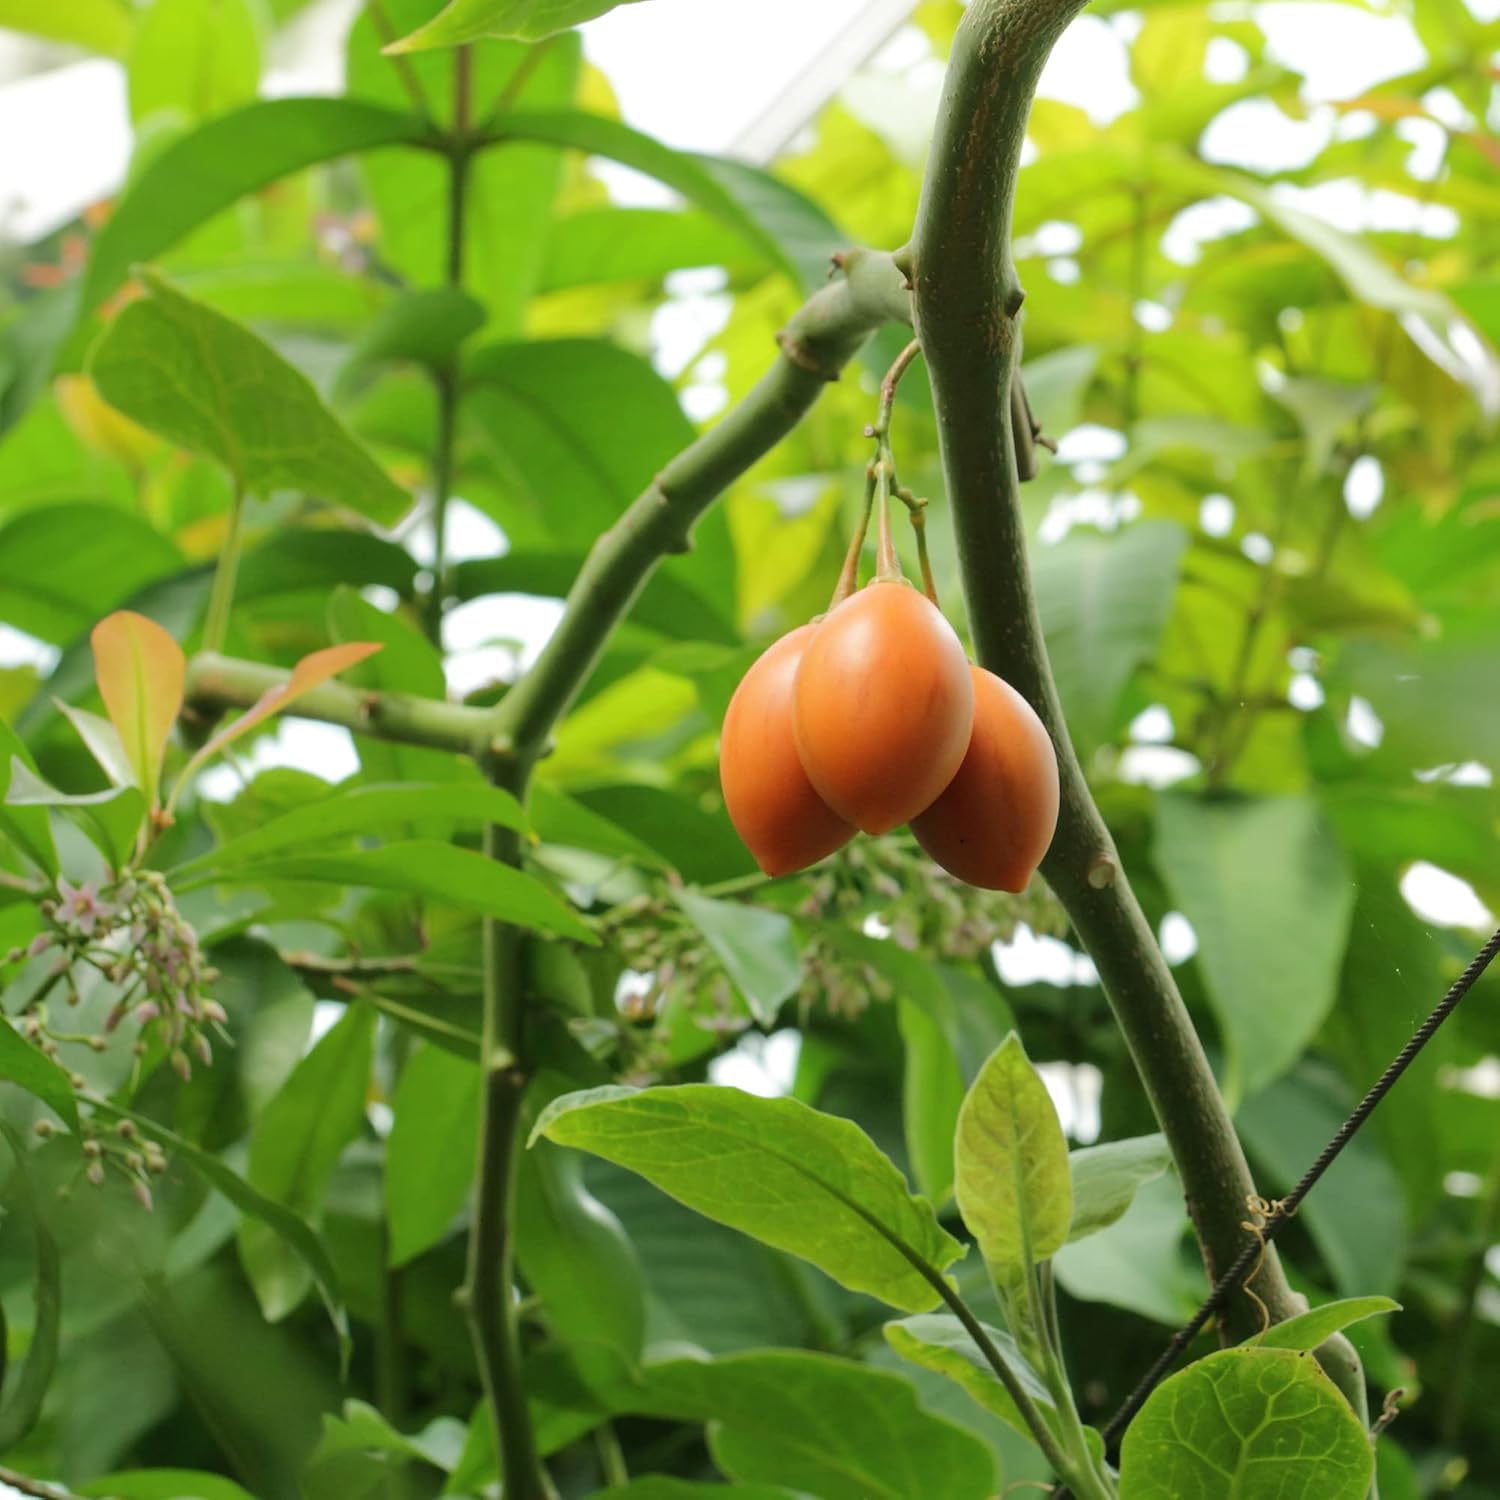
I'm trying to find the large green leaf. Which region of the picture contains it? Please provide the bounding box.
[1152,794,1355,1102]
[633,1351,997,1500]
[1118,1346,1373,1499]
[80,99,436,316]
[128,0,261,124]
[1032,520,1188,756]
[6,761,146,871]
[0,0,130,54]
[390,0,647,48]
[0,1018,80,1132]
[0,504,183,644]
[240,1005,375,1320]
[955,1034,1072,1275]
[384,1042,481,1267]
[1067,1134,1172,1244]
[187,841,594,942]
[169,782,526,882]
[90,273,409,523]
[534,1084,963,1311]
[672,888,801,1027]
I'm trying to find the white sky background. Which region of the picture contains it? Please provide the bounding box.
[0,3,1494,1032]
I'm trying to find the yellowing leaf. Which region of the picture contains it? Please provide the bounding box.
[91,610,186,809]
[172,642,382,806]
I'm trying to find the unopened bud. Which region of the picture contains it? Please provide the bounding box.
[86,1160,106,1186]
[133,1001,160,1026]
[125,1151,143,1172]
[33,1119,55,1138]
[132,1178,154,1212]
[201,999,227,1025]
[170,1049,191,1081]
[193,1034,212,1066]
[68,1072,86,1091]
[116,1119,136,1140]
[87,1035,106,1053]
[82,1137,102,1157]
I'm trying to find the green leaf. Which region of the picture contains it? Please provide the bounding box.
[0,0,130,54]
[1153,794,1356,1102]
[955,1034,1072,1274]
[534,1084,963,1312]
[1032,520,1188,756]
[190,842,594,942]
[1068,1134,1172,1244]
[885,1313,1057,1445]
[170,782,525,883]
[309,1399,466,1473]
[634,1351,997,1500]
[389,0,647,48]
[56,702,135,787]
[539,208,758,293]
[80,1473,257,1500]
[515,1077,647,1367]
[604,1483,802,1500]
[1118,1346,1373,1499]
[240,1005,374,1320]
[0,722,59,878]
[672,888,800,1028]
[385,1043,481,1266]
[1256,1296,1400,1353]
[90,273,409,523]
[80,99,435,317]
[90,1097,349,1359]
[90,608,185,810]
[336,287,486,395]
[0,504,184,645]
[1021,345,1099,440]
[897,994,966,1207]
[0,1021,79,1132]
[0,1125,60,1451]
[5,761,146,871]
[128,0,262,125]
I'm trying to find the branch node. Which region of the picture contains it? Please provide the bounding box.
[1004,282,1027,318]
[1086,854,1116,889]
[775,329,841,381]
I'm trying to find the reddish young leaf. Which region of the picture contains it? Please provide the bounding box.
[90,610,186,809]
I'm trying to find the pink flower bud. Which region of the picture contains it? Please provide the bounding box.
[26,932,52,959]
[132,1178,154,1212]
[201,999,227,1025]
[193,1034,212,1066]
[133,1002,161,1026]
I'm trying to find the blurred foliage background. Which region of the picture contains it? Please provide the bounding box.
[1,0,1499,1496]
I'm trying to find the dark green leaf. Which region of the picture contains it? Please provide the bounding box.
[0,1125,60,1449]
[81,99,435,316]
[240,1005,374,1320]
[1118,1346,1373,1499]
[309,1399,465,1472]
[535,1084,963,1311]
[673,888,800,1027]
[1153,794,1355,1102]
[187,841,595,942]
[385,1043,481,1266]
[80,1473,257,1500]
[896,994,965,1207]
[1068,1134,1172,1243]
[169,782,526,882]
[0,1019,81,1132]
[90,273,409,522]
[0,722,59,878]
[237,530,418,601]
[6,760,145,871]
[604,1483,802,1500]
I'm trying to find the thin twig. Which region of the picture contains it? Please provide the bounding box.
[365,0,436,119]
[0,1464,93,1500]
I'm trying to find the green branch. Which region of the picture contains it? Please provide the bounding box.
[907,0,1367,1415]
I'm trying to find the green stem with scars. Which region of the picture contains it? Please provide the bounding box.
[907,0,1368,1419]
[201,483,246,655]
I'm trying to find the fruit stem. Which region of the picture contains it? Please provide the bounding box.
[896,483,939,605]
[874,460,903,582]
[830,463,878,608]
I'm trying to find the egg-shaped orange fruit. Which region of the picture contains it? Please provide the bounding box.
[720,624,856,876]
[792,581,974,835]
[910,666,1059,891]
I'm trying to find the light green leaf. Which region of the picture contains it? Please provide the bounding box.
[56,702,135,787]
[0,722,59,877]
[170,782,525,883]
[534,1084,963,1312]
[1033,520,1188,756]
[1153,794,1356,1102]
[955,1034,1072,1274]
[0,0,130,54]
[1068,1133,1172,1243]
[6,760,146,871]
[90,608,185,810]
[0,1019,80,1131]
[516,1077,647,1367]
[80,1473,257,1500]
[389,0,648,48]
[885,1313,1056,1444]
[1257,1296,1400,1353]
[90,273,408,523]
[128,0,261,125]
[91,1097,349,1359]
[80,99,435,317]
[385,1043,481,1266]
[309,1399,466,1473]
[189,841,594,942]
[672,888,800,1027]
[240,1005,374,1320]
[1021,344,1099,441]
[634,1351,997,1500]
[0,504,183,645]
[897,994,966,1207]
[1264,373,1375,480]
[539,208,758,293]
[1118,1346,1373,1499]
[336,287,486,395]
